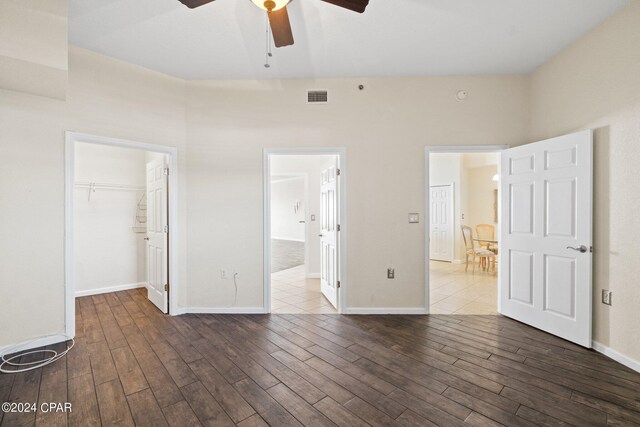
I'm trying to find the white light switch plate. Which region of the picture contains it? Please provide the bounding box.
[408,213,420,223]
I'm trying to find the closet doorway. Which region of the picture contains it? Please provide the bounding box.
[64,133,179,339]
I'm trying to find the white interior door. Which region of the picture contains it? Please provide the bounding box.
[429,185,453,262]
[500,130,592,347]
[320,163,339,309]
[146,157,168,313]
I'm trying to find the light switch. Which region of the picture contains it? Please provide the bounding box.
[408,213,420,223]
[311,214,316,221]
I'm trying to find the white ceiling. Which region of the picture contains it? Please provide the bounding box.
[68,0,629,80]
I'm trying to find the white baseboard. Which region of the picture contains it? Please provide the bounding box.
[452,259,464,264]
[592,341,640,373]
[181,307,267,314]
[344,307,428,315]
[271,237,306,243]
[306,273,320,279]
[0,334,72,358]
[75,282,147,297]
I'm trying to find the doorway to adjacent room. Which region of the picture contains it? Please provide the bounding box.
[264,149,346,314]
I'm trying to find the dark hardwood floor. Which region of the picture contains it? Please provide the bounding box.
[2,288,640,426]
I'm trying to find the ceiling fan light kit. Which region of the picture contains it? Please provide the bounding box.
[251,0,290,11]
[178,0,369,49]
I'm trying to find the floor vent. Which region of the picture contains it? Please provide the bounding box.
[307,90,328,104]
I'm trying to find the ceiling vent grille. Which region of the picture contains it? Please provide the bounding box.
[307,90,328,104]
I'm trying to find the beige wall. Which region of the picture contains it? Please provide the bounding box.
[529,1,640,361]
[0,0,68,99]
[186,77,529,310]
[0,47,187,347]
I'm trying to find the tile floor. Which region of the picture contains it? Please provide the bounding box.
[271,265,338,314]
[429,260,498,314]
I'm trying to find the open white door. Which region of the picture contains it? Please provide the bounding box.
[429,185,454,262]
[320,163,339,309]
[146,158,169,313]
[500,130,592,347]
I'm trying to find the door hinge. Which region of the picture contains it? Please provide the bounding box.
[164,225,169,233]
[336,168,341,176]
[337,224,341,232]
[164,284,169,292]
[164,167,170,176]
[337,280,341,289]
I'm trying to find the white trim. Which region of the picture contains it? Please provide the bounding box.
[271,237,306,243]
[0,334,70,358]
[65,132,180,342]
[344,307,428,315]
[424,145,507,315]
[592,341,640,373]
[264,148,347,315]
[306,273,320,279]
[75,282,147,297]
[181,307,267,314]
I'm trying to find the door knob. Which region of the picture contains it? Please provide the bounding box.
[144,237,150,241]
[566,245,588,253]
[318,234,324,237]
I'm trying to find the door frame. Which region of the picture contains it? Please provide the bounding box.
[424,145,507,312]
[64,132,180,339]
[428,183,455,263]
[263,148,347,314]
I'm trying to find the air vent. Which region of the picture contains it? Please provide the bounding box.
[307,90,328,104]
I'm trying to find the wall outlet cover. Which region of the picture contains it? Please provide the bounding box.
[408,213,420,223]
[602,289,612,305]
[387,268,395,279]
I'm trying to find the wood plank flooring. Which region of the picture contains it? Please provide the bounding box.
[2,288,640,426]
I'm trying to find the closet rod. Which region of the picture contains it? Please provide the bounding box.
[74,182,145,192]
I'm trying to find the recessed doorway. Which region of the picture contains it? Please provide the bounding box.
[264,149,347,314]
[425,147,504,315]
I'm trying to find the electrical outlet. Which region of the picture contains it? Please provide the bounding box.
[387,268,395,279]
[602,290,612,305]
[220,269,227,279]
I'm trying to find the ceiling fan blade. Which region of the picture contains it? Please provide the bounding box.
[268,6,295,48]
[177,0,216,9]
[320,0,369,13]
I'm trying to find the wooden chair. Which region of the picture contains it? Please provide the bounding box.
[476,224,498,269]
[476,224,497,252]
[462,225,495,273]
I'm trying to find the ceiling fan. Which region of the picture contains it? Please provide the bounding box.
[177,0,369,48]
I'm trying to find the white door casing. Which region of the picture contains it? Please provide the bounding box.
[500,130,593,347]
[320,164,339,308]
[429,185,454,262]
[146,158,169,313]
